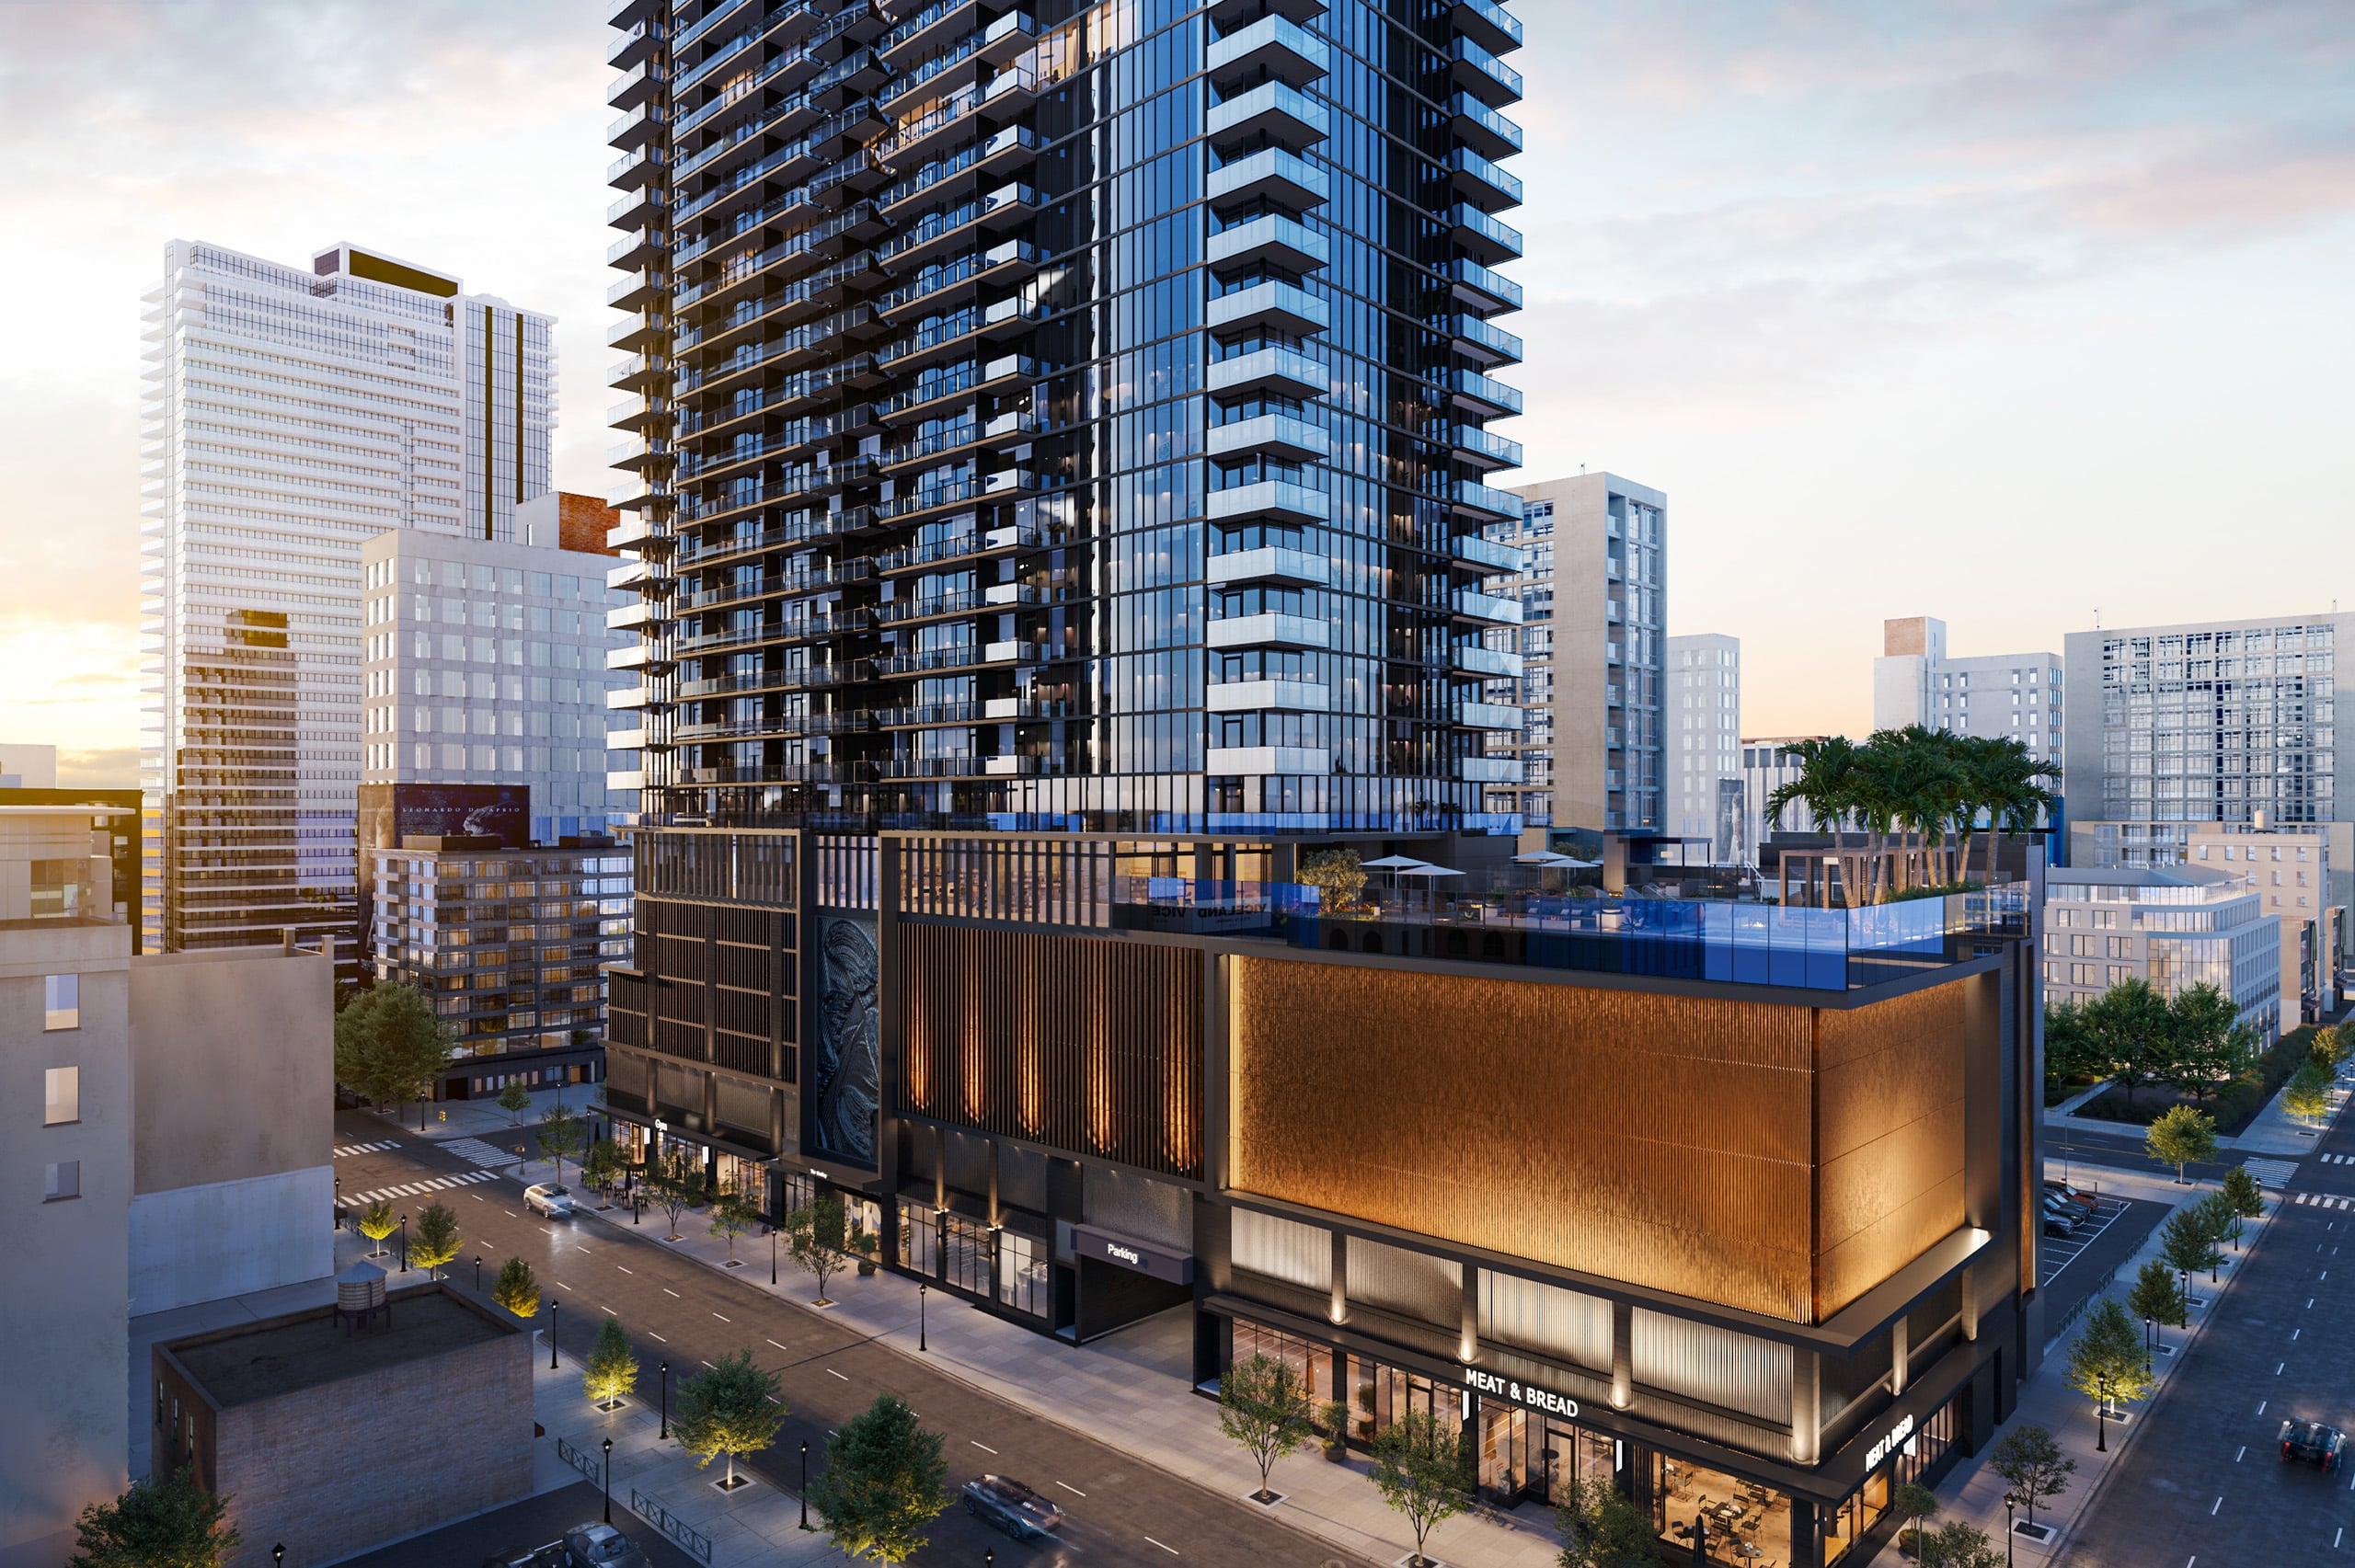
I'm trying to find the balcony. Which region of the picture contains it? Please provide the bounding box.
[1207,13,1328,90]
[1445,311,1522,369]
[874,524,1044,575]
[1460,701,1523,730]
[1207,146,1329,214]
[606,269,665,311]
[1207,544,1328,587]
[1207,745,1331,776]
[1451,531,1522,571]
[1208,80,1330,155]
[607,101,665,152]
[981,60,1045,110]
[608,184,665,230]
[1452,588,1522,625]
[1451,642,1522,678]
[1451,479,1523,523]
[607,601,663,633]
[1208,679,1330,713]
[978,8,1039,65]
[607,144,667,190]
[1207,479,1328,529]
[1208,612,1328,650]
[606,310,668,352]
[1207,345,1326,401]
[874,582,1051,627]
[1448,94,1523,162]
[1449,427,1522,475]
[1207,279,1328,336]
[1450,258,1522,316]
[1451,203,1523,268]
[881,0,982,69]
[1451,0,1523,56]
[1449,367,1522,418]
[1207,412,1327,463]
[1449,37,1523,109]
[608,17,661,72]
[1459,754,1521,783]
[1449,147,1522,212]
[1209,0,1325,28]
[607,227,663,269]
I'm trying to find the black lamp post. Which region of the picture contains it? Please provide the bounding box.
[987,1551,994,1568]
[603,1437,614,1525]
[799,1441,810,1530]
[659,1361,670,1439]
[772,1219,779,1287]
[397,1214,409,1275]
[333,1175,341,1232]
[273,1547,284,1567]
[2004,1492,2019,1566]
[2095,1371,2112,1451]
[549,1300,560,1370]
[919,1284,927,1353]
[474,1255,483,1292]
[516,1143,528,1181]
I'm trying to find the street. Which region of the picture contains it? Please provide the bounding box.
[2062,1117,2355,1567]
[331,1108,1365,1568]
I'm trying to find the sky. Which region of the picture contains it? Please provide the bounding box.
[1,0,2349,786]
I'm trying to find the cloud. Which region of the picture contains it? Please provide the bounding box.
[59,748,141,791]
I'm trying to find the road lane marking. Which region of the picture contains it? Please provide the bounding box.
[576,1245,592,1253]
[2235,1446,2246,1461]
[701,1360,717,1369]
[648,1332,667,1342]
[617,1266,634,1275]
[2337,1528,2344,1549]
[1143,1536,1179,1555]
[1055,1482,1086,1497]
[556,1281,571,1289]
[2311,1299,2317,1309]
[971,1441,998,1454]
[2211,1496,2222,1516]
[663,1288,682,1298]
[713,1312,731,1322]
[2258,1402,2268,1415]
[2279,1362,2286,1375]
[472,1195,485,1202]
[828,1369,850,1381]
[504,1210,518,1217]
[767,1339,788,1352]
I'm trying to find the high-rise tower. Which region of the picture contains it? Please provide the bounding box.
[139,241,556,966]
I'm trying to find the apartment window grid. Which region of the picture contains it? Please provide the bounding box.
[2098,624,2336,825]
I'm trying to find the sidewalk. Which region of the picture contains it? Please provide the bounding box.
[366,1082,602,1146]
[2042,1063,2352,1155]
[1929,1164,2268,1561]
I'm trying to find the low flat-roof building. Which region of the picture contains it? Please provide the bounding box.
[153,1283,531,1568]
[2043,864,2282,1039]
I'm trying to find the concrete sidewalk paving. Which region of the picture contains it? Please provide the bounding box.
[1930,1163,2269,1562]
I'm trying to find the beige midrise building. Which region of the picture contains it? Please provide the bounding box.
[1,806,332,1568]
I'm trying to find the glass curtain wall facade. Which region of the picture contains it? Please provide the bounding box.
[606,0,1528,841]
[140,240,555,969]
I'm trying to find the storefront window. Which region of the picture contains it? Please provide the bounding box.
[1656,1456,1792,1565]
[896,1198,938,1277]
[1531,1420,1617,1505]
[1478,1403,1526,1499]
[943,1212,993,1298]
[1232,1319,1336,1410]
[1823,1465,1889,1563]
[996,1230,1049,1319]
[713,1153,767,1214]
[1346,1357,1463,1443]
[1825,1398,1957,1563]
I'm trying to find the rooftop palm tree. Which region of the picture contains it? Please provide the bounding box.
[1765,736,1861,908]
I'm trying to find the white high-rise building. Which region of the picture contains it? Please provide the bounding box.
[1873,616,2062,762]
[138,241,556,967]
[1667,633,1740,860]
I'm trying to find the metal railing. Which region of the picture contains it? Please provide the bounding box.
[630,1489,715,1563]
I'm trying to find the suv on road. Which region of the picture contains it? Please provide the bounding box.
[525,1183,577,1219]
[2281,1419,2348,1471]
[961,1474,1065,1540]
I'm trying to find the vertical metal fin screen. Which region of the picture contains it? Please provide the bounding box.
[896,926,1201,1180]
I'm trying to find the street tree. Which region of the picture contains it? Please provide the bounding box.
[709,1183,761,1266]
[2062,1298,2154,1451]
[411,1200,461,1280]
[646,1143,708,1241]
[1369,1409,1472,1568]
[2126,1257,2188,1340]
[2282,1059,2335,1127]
[1554,1476,1656,1568]
[1985,1423,2074,1528]
[2313,1024,2349,1073]
[67,1465,239,1568]
[2143,1104,2218,1184]
[492,1255,540,1321]
[581,1138,626,1209]
[583,1315,639,1413]
[785,1196,856,1306]
[2220,1164,2268,1220]
[2160,1205,2223,1293]
[2043,1000,2105,1093]
[672,1348,787,1490]
[358,1199,396,1259]
[2086,979,2175,1110]
[1217,1352,1313,1504]
[807,1392,950,1564]
[2162,983,2253,1095]
[1893,1482,1940,1560]
[332,981,455,1130]
[538,1102,587,1186]
[2191,1191,2241,1270]
[496,1078,533,1125]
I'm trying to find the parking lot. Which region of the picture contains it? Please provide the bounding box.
[2039,1190,2133,1279]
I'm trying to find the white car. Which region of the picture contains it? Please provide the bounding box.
[524,1183,577,1219]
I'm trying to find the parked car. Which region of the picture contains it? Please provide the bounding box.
[2281,1419,2348,1471]
[481,1523,645,1568]
[2044,1179,2100,1215]
[962,1474,1066,1540]
[2042,1207,2076,1238]
[525,1183,578,1219]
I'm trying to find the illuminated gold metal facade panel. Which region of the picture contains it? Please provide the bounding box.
[897,925,1203,1180]
[1230,957,1969,1323]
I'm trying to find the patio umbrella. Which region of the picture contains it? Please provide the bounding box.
[1394,864,1462,878]
[1361,855,1432,871]
[1511,850,1573,864]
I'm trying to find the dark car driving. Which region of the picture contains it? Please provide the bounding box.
[2280,1419,2348,1471]
[961,1474,1066,1540]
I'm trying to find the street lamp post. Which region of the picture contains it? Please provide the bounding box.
[2004,1492,2019,1567]
[2095,1371,2112,1451]
[549,1299,560,1370]
[799,1441,810,1530]
[603,1437,614,1525]
[659,1361,669,1439]
[474,1255,483,1292]
[919,1284,927,1353]
[771,1219,779,1287]
[397,1214,408,1275]
[273,1547,284,1567]
[333,1174,340,1232]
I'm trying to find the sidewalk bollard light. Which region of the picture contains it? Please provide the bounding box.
[660,1361,669,1439]
[799,1441,810,1530]
[549,1300,560,1370]
[398,1215,408,1275]
[603,1437,614,1525]
[2004,1492,2019,1567]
